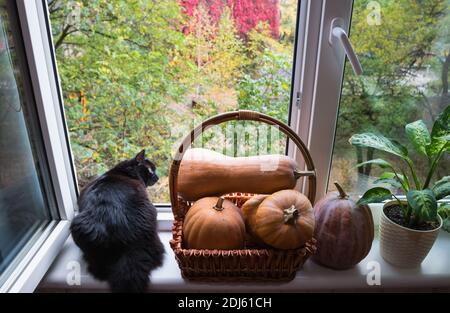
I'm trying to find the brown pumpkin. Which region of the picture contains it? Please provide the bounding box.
[312,182,374,269]
[242,194,269,246]
[183,197,245,250]
[247,190,315,249]
[178,148,308,201]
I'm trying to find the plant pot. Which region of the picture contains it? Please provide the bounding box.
[380,200,442,268]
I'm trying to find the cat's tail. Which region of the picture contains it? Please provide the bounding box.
[107,249,152,293]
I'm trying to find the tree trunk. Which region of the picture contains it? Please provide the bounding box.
[356,146,373,191]
[364,148,374,176]
[441,52,450,107]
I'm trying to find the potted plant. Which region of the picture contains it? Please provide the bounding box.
[349,105,449,268]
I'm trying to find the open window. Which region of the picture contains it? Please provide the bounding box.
[2,0,448,292]
[47,0,308,205]
[327,0,449,198]
[0,0,76,292]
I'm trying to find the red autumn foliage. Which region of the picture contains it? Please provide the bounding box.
[180,0,280,38]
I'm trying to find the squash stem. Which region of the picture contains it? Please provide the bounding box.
[334,182,348,199]
[284,205,299,224]
[213,197,225,211]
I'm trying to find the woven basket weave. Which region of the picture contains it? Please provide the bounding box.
[169,110,317,281]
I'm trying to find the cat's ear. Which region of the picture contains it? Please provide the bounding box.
[135,149,145,163]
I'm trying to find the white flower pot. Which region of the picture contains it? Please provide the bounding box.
[380,200,442,268]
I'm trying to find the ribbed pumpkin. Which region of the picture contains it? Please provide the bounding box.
[183,197,245,250]
[246,190,315,249]
[242,194,269,247]
[313,182,374,269]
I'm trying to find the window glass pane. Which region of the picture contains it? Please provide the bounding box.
[329,0,449,195]
[0,1,52,282]
[49,0,301,202]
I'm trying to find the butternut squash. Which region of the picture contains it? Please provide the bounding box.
[178,148,308,201]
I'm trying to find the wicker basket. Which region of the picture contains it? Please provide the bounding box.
[169,110,317,281]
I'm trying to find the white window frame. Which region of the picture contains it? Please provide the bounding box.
[0,0,77,292]
[1,0,356,291]
[289,0,353,200]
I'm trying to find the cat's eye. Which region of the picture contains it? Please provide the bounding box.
[145,160,156,171]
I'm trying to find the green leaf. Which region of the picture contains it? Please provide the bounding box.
[350,132,409,160]
[374,178,402,190]
[374,172,407,191]
[400,168,411,189]
[438,204,450,233]
[357,187,392,206]
[378,171,406,182]
[405,120,430,156]
[355,158,393,169]
[426,105,450,157]
[378,172,396,179]
[438,203,450,218]
[406,189,437,222]
[432,176,450,200]
[442,218,450,233]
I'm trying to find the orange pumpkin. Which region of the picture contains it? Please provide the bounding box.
[242,194,269,246]
[247,190,315,249]
[183,197,245,250]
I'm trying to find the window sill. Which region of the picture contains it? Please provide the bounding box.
[37,226,450,293]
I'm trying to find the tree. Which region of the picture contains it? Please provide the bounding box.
[210,7,244,88]
[237,24,291,123]
[333,0,449,191]
[50,0,193,197]
[180,0,280,38]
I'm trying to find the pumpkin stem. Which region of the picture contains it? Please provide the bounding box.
[213,197,225,211]
[284,205,299,224]
[294,170,315,179]
[334,182,348,199]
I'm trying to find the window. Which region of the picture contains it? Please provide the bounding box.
[42,0,450,204]
[0,0,445,293]
[0,0,76,292]
[328,0,449,196]
[48,0,303,203]
[0,0,55,284]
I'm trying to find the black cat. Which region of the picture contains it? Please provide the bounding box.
[70,150,165,293]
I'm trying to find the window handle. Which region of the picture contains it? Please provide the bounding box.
[329,18,363,76]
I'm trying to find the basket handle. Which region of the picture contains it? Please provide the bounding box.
[169,110,317,218]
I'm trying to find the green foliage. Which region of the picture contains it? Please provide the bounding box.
[355,158,394,170]
[185,4,245,91]
[405,120,431,156]
[209,7,245,87]
[333,0,449,195]
[50,1,296,201]
[406,189,437,223]
[432,176,450,200]
[427,105,450,157]
[237,49,291,123]
[373,172,406,191]
[438,203,450,233]
[50,0,192,189]
[350,133,409,160]
[356,187,393,206]
[351,105,449,227]
[337,0,448,143]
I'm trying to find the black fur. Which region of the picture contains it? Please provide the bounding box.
[70,150,164,293]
